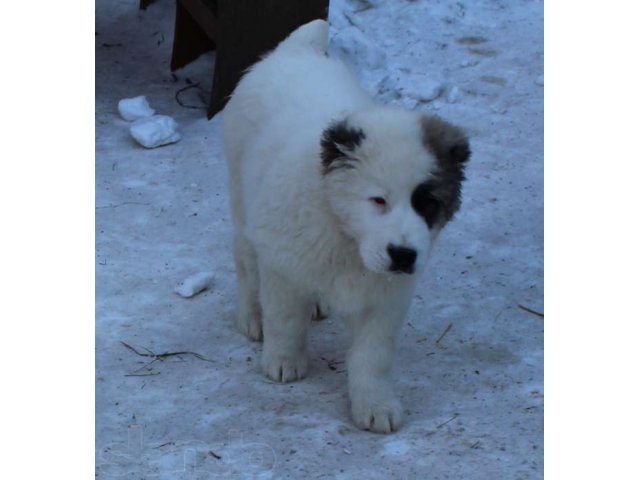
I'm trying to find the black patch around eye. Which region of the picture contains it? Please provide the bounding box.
[320,119,365,175]
[411,183,442,228]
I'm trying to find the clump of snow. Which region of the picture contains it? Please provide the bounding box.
[118,95,155,121]
[446,85,461,103]
[360,71,397,98]
[423,82,444,102]
[394,73,444,103]
[459,58,479,68]
[330,26,386,70]
[491,104,508,115]
[129,115,181,149]
[174,272,215,298]
[328,23,394,98]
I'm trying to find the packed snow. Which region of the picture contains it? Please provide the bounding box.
[117,95,155,121]
[129,115,181,149]
[446,85,461,103]
[96,0,543,478]
[175,271,215,298]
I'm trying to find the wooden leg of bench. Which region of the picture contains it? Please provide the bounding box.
[139,0,155,10]
[206,0,329,119]
[170,0,215,72]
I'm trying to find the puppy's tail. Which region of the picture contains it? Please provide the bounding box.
[281,19,329,56]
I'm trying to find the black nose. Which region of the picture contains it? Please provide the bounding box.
[387,244,417,273]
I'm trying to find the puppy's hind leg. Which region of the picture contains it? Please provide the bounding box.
[233,233,263,341]
[259,266,312,382]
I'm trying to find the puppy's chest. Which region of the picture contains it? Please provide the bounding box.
[317,269,411,319]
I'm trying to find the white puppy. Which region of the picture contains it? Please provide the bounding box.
[221,20,470,433]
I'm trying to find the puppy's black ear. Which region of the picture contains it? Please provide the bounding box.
[419,116,470,224]
[320,119,366,174]
[421,116,470,166]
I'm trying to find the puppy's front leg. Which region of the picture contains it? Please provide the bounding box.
[347,308,406,433]
[259,266,311,383]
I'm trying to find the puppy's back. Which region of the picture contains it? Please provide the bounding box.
[277,19,329,56]
[222,20,373,165]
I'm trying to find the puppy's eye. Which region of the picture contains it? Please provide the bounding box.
[411,182,445,228]
[424,197,440,210]
[369,197,387,207]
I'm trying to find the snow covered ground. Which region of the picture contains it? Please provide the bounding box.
[96,0,543,478]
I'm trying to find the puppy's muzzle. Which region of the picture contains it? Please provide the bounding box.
[387,244,417,274]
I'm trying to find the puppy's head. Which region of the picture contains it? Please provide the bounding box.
[320,107,470,275]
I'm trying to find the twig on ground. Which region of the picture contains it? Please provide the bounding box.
[435,323,453,346]
[517,304,544,318]
[321,357,344,371]
[96,202,151,210]
[437,413,459,429]
[175,83,207,110]
[120,341,216,363]
[124,372,160,377]
[209,451,222,460]
[130,357,160,374]
[155,442,175,449]
[352,5,373,14]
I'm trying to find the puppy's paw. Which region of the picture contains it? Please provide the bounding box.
[236,309,263,342]
[262,350,308,383]
[351,397,404,434]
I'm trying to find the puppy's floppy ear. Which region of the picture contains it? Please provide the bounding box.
[320,119,366,174]
[421,115,470,166]
[419,115,470,224]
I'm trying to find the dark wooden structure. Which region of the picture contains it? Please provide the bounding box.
[166,0,329,119]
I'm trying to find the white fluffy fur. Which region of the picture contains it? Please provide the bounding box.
[221,20,446,433]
